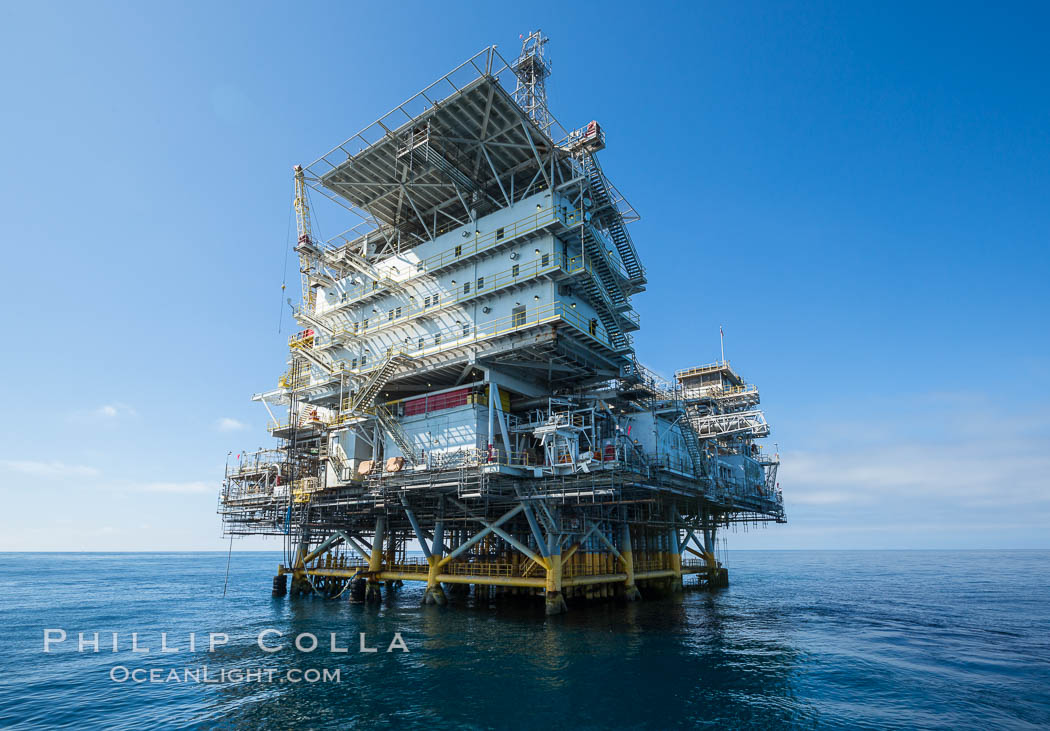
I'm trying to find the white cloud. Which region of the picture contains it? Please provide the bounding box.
[782,396,1050,511]
[785,441,1050,507]
[216,417,246,432]
[0,460,100,478]
[67,402,137,423]
[96,402,136,418]
[141,481,213,494]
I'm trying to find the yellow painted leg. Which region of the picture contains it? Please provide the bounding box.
[545,552,567,615]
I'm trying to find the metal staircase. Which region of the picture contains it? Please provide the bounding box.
[375,404,420,466]
[322,439,351,482]
[678,419,706,478]
[581,226,629,307]
[293,346,337,377]
[347,354,410,413]
[585,155,645,287]
[576,226,632,351]
[293,307,334,337]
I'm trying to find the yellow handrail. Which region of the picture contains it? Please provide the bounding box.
[328,252,585,341]
[326,204,583,309]
[276,300,626,396]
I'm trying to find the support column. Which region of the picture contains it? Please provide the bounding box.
[702,510,727,589]
[366,516,386,603]
[668,504,683,593]
[424,514,447,606]
[621,524,641,602]
[544,531,567,615]
[289,533,313,597]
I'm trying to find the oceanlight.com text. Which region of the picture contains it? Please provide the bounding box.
[109,666,344,684]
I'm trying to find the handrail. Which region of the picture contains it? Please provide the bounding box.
[306,45,572,180]
[328,252,586,341]
[675,361,734,379]
[274,299,626,396]
[324,204,583,311]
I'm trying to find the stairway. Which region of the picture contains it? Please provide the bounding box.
[322,440,351,482]
[375,404,420,466]
[581,226,628,307]
[584,155,646,286]
[347,354,409,413]
[294,345,337,377]
[678,418,706,478]
[577,227,632,351]
[294,307,334,337]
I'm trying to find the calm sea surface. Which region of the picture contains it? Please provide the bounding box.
[0,550,1047,729]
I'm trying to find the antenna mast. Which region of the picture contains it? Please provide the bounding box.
[513,30,551,134]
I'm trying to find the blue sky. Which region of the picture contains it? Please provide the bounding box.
[1,1,1047,550]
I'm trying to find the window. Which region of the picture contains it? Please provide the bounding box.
[351,357,358,369]
[361,353,368,366]
[372,281,379,291]
[434,333,442,345]
[416,261,424,272]
[476,276,484,290]
[512,306,526,328]
[418,336,424,349]
[423,295,430,308]
[462,323,471,337]
[541,253,550,267]
[454,244,462,257]
[362,318,369,330]
[496,227,505,240]
[341,292,348,303]
[512,264,519,277]
[352,322,359,334]
[463,281,471,295]
[395,306,402,318]
[388,309,395,321]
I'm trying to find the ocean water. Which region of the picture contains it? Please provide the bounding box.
[0,550,1047,729]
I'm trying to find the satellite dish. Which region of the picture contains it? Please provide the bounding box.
[582,196,592,208]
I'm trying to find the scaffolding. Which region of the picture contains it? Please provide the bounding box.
[220,33,783,614]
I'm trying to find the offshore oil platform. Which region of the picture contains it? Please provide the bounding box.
[219,33,784,614]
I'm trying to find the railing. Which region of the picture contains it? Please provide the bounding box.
[384,559,430,574]
[323,204,582,300]
[633,557,669,572]
[335,300,624,378]
[584,223,631,282]
[328,251,586,342]
[276,299,629,395]
[443,561,517,577]
[306,44,572,187]
[675,361,736,380]
[328,277,397,310]
[681,383,758,401]
[288,330,316,349]
[413,205,581,272]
